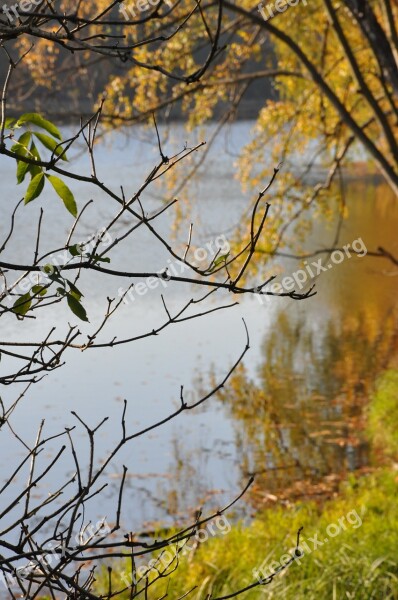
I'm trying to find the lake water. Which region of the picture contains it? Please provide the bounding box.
[0,122,397,535]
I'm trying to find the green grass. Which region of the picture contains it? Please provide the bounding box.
[96,470,398,599]
[368,369,398,459]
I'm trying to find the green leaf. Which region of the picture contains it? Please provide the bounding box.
[12,292,31,316]
[11,141,32,156]
[18,131,32,147]
[28,142,43,178]
[17,159,30,184]
[31,285,47,296]
[46,266,63,283]
[68,244,83,257]
[46,175,77,217]
[42,263,54,275]
[15,133,33,184]
[210,253,230,270]
[24,173,45,204]
[5,117,17,129]
[91,255,111,263]
[67,294,89,322]
[12,139,42,181]
[16,113,62,140]
[33,132,67,161]
[66,280,83,300]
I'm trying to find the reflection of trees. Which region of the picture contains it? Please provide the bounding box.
[217,305,398,507]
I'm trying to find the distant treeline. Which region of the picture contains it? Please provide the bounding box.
[1,37,275,121]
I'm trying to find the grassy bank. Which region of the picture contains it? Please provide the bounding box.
[368,369,398,459]
[93,370,398,598]
[96,470,398,599]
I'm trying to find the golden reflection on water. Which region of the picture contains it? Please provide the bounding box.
[218,180,398,507]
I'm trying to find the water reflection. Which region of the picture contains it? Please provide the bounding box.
[213,180,398,508]
[122,178,398,517]
[216,305,398,506]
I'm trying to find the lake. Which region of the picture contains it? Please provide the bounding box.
[0,121,397,534]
